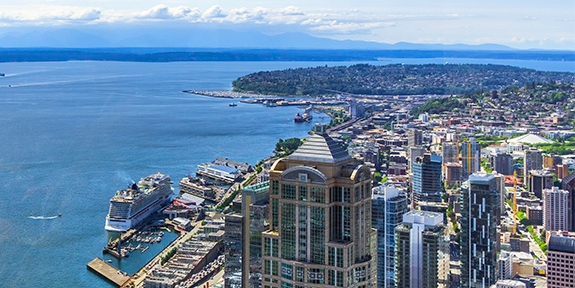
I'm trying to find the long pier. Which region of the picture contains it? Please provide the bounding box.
[87,258,130,287]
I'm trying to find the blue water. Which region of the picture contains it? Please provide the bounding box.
[0,59,572,287]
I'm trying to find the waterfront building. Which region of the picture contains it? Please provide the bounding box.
[547,235,575,287]
[528,170,553,199]
[196,162,240,183]
[543,187,569,232]
[411,153,443,207]
[490,152,514,176]
[460,173,500,288]
[371,185,408,288]
[461,138,481,179]
[523,148,542,183]
[395,210,449,288]
[261,124,377,287]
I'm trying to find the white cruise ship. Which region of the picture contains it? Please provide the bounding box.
[105,173,173,232]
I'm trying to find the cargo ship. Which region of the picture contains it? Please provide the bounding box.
[105,173,173,232]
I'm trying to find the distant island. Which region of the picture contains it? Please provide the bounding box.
[0,48,574,63]
[231,63,575,96]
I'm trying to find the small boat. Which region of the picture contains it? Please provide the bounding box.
[229,103,237,107]
[58,213,62,217]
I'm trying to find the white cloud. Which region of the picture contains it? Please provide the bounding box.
[137,5,200,20]
[202,5,226,19]
[0,3,573,49]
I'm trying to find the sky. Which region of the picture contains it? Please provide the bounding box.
[0,0,574,50]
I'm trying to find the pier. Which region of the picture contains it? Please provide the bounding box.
[87,258,130,287]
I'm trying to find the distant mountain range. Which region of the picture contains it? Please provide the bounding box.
[0,26,517,51]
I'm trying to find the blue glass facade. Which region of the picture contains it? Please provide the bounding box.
[372,186,408,288]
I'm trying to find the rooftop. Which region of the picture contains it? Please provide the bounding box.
[548,235,575,253]
[289,128,351,164]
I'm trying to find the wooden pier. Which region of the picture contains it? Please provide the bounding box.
[87,258,130,287]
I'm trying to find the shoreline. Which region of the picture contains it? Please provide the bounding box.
[182,89,286,99]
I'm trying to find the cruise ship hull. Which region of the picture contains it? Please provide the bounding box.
[104,173,173,232]
[104,195,171,232]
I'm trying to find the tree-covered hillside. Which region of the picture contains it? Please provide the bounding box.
[232,64,575,96]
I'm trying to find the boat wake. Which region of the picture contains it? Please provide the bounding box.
[28,215,60,220]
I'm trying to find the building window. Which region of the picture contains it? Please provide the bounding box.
[282,263,293,280]
[310,187,325,203]
[298,186,307,201]
[272,180,279,195]
[308,268,325,284]
[282,184,297,199]
[298,173,308,182]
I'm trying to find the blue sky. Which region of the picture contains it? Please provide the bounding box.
[0,0,574,49]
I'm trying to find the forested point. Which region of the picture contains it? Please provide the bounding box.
[231,63,575,96]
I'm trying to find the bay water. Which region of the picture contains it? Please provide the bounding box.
[0,59,572,287]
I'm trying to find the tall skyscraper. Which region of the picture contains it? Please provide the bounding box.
[395,210,449,288]
[461,138,481,178]
[523,147,542,182]
[372,185,408,288]
[224,180,271,288]
[224,213,246,288]
[261,124,377,287]
[460,173,500,288]
[561,172,575,231]
[547,235,575,287]
[543,187,569,232]
[411,153,443,207]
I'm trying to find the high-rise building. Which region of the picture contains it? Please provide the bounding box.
[460,173,500,288]
[261,124,377,287]
[408,128,423,147]
[561,172,575,231]
[442,142,459,164]
[490,152,514,176]
[411,153,443,207]
[371,185,408,288]
[224,180,271,288]
[523,148,542,182]
[461,138,481,178]
[543,187,569,232]
[224,214,246,288]
[395,210,449,288]
[529,170,554,199]
[547,235,575,287]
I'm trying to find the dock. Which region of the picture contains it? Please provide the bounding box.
[87,258,130,287]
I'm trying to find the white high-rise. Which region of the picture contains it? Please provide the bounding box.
[543,187,569,232]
